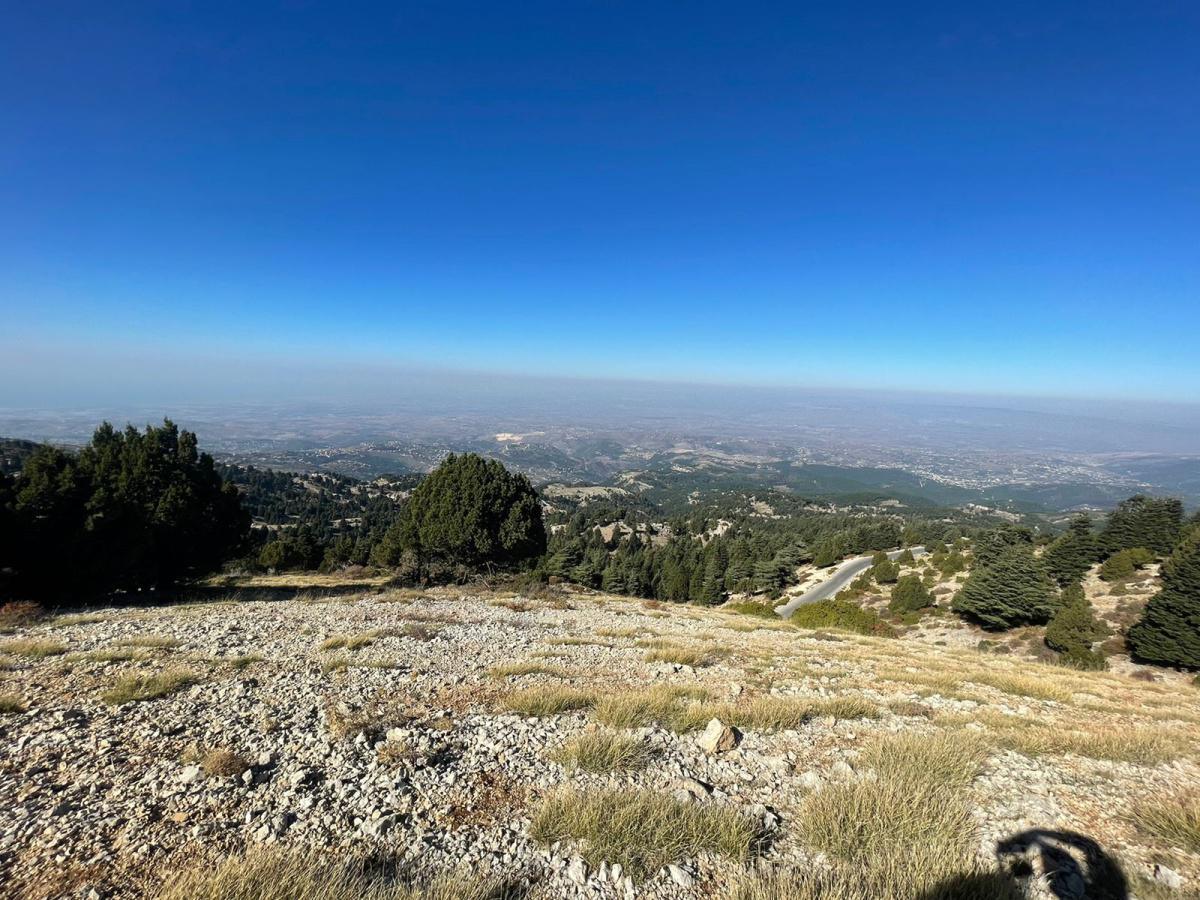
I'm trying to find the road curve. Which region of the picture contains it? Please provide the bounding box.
[774,546,926,619]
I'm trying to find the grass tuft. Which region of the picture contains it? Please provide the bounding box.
[592,685,712,729]
[502,686,596,717]
[115,634,180,649]
[102,668,199,704]
[201,748,251,777]
[0,693,25,714]
[530,786,761,880]
[1,638,67,659]
[160,848,520,900]
[796,732,997,897]
[487,661,565,679]
[644,647,711,667]
[552,730,649,773]
[1128,795,1200,852]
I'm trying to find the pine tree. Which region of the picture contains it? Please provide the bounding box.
[400,453,545,569]
[1043,515,1100,586]
[952,544,1059,630]
[972,525,1035,568]
[1044,582,1108,669]
[1127,531,1200,668]
[1101,495,1184,555]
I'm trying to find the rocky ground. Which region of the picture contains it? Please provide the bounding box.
[1,581,1197,899]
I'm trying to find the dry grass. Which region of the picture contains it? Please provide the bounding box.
[591,688,875,734]
[1128,794,1200,852]
[545,636,610,648]
[990,724,1187,765]
[644,647,714,667]
[49,612,107,627]
[551,730,649,773]
[201,748,251,777]
[0,693,25,714]
[592,685,712,729]
[102,668,199,704]
[325,698,407,741]
[228,653,264,670]
[489,598,533,612]
[502,686,596,717]
[115,634,180,649]
[596,626,645,639]
[1,638,67,659]
[723,866,1018,900]
[321,630,383,651]
[487,661,565,679]
[529,786,761,880]
[796,732,1000,898]
[68,647,148,664]
[160,847,519,900]
[967,671,1073,704]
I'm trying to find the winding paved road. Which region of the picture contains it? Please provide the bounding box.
[774,546,926,619]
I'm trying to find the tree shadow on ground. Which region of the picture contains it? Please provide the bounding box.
[916,829,1129,900]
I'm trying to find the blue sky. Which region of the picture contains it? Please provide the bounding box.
[1,1,1197,404]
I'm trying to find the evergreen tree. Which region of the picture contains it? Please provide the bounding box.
[971,525,1035,568]
[1044,583,1108,669]
[394,453,545,570]
[952,544,1058,630]
[871,558,900,584]
[1043,515,1100,586]
[1101,495,1184,555]
[889,574,933,614]
[5,420,247,602]
[1127,531,1200,668]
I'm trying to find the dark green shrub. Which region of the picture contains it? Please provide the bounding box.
[1100,547,1154,582]
[872,559,900,584]
[889,575,934,615]
[1057,645,1107,671]
[4,421,248,603]
[790,599,895,637]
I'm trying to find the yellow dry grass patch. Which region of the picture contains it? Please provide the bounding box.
[161,848,518,900]
[529,786,761,880]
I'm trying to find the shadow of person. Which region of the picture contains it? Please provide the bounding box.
[913,829,1129,900]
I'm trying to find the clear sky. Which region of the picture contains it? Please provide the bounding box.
[2,1,1197,405]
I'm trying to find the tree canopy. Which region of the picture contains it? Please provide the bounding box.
[951,543,1058,630]
[2,421,248,602]
[1127,530,1200,669]
[1101,495,1184,556]
[381,453,546,570]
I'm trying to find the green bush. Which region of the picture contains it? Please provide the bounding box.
[872,559,900,584]
[889,575,934,614]
[1100,547,1154,582]
[791,599,895,637]
[896,548,916,565]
